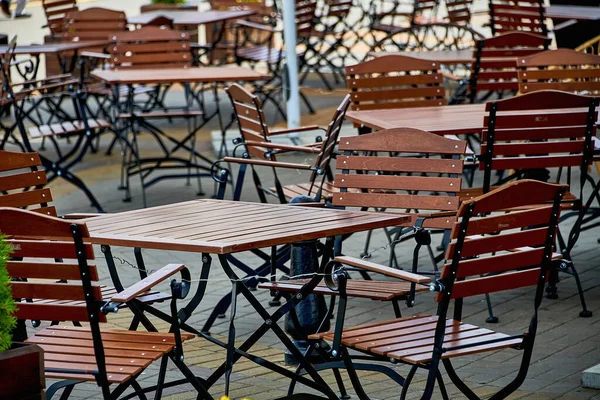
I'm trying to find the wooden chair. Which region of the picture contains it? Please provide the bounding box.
[345,54,446,134]
[470,90,599,317]
[0,149,172,326]
[488,0,548,36]
[309,179,567,400]
[445,0,473,25]
[261,127,467,316]
[220,84,351,203]
[455,31,550,104]
[0,39,109,213]
[42,0,78,37]
[517,48,600,95]
[1,207,211,399]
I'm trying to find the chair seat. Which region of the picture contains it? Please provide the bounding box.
[259,278,429,301]
[310,315,523,365]
[26,325,194,383]
[28,119,110,138]
[22,285,170,308]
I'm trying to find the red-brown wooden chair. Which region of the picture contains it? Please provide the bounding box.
[1,207,211,399]
[0,149,172,330]
[309,179,567,400]
[42,0,78,38]
[467,90,599,317]
[450,31,550,104]
[219,83,351,204]
[488,0,548,37]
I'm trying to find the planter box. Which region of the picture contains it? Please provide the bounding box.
[0,343,45,400]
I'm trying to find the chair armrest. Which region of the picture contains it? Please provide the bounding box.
[417,210,458,219]
[268,125,325,136]
[111,264,186,303]
[62,213,105,219]
[80,51,110,60]
[223,156,313,169]
[244,141,322,153]
[235,19,277,32]
[334,256,431,284]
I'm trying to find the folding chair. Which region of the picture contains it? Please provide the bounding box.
[309,179,567,400]
[445,0,473,26]
[1,39,109,213]
[1,207,211,400]
[488,0,548,36]
[471,90,599,317]
[260,127,467,317]
[0,149,172,327]
[42,0,78,38]
[220,84,351,203]
[233,0,318,118]
[345,54,446,135]
[450,31,550,105]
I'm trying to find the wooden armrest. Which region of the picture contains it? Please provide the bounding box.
[111,264,185,303]
[235,19,276,32]
[268,125,325,136]
[244,141,322,153]
[223,157,312,169]
[80,51,110,60]
[334,256,431,284]
[62,213,104,219]
[418,210,457,219]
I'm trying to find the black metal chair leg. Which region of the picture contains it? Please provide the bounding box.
[568,262,592,317]
[399,365,418,400]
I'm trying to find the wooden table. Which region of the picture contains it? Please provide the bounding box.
[91,67,268,205]
[127,10,255,27]
[546,5,600,21]
[346,103,486,135]
[85,199,410,397]
[369,49,475,65]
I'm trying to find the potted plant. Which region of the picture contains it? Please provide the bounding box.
[0,234,45,400]
[140,0,198,13]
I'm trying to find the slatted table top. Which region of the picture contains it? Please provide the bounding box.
[85,200,411,254]
[0,40,110,56]
[346,103,486,134]
[369,49,475,65]
[545,5,600,21]
[128,10,255,26]
[91,67,268,85]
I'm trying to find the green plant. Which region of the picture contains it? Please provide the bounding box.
[151,0,185,4]
[0,234,15,352]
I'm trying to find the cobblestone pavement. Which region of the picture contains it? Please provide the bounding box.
[3,1,600,399]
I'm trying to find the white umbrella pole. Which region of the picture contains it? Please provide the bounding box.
[282,0,301,128]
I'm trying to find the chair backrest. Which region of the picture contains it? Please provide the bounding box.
[488,0,547,36]
[306,94,352,197]
[43,0,78,36]
[0,207,104,325]
[438,179,565,307]
[345,54,446,111]
[0,150,57,217]
[480,90,599,195]
[445,0,472,25]
[109,27,192,70]
[226,83,271,160]
[517,49,600,95]
[296,0,318,39]
[372,0,439,27]
[333,127,466,229]
[62,7,127,41]
[468,32,550,103]
[210,0,272,16]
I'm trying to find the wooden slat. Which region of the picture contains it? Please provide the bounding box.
[111,264,184,303]
[11,282,101,301]
[384,330,501,358]
[337,155,463,174]
[0,151,42,172]
[0,188,52,207]
[446,268,542,300]
[452,206,553,238]
[0,170,47,191]
[406,338,523,363]
[482,140,586,156]
[7,240,94,259]
[26,336,172,352]
[335,174,461,192]
[44,352,149,367]
[16,303,105,323]
[350,86,444,102]
[36,344,162,359]
[334,192,460,211]
[446,227,548,259]
[347,73,442,89]
[488,154,584,170]
[519,68,600,81]
[335,256,431,283]
[45,360,141,376]
[351,98,446,110]
[520,81,600,93]
[482,126,589,142]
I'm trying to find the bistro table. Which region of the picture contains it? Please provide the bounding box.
[84,199,411,398]
[369,49,475,65]
[91,67,268,205]
[0,40,110,81]
[128,10,256,27]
